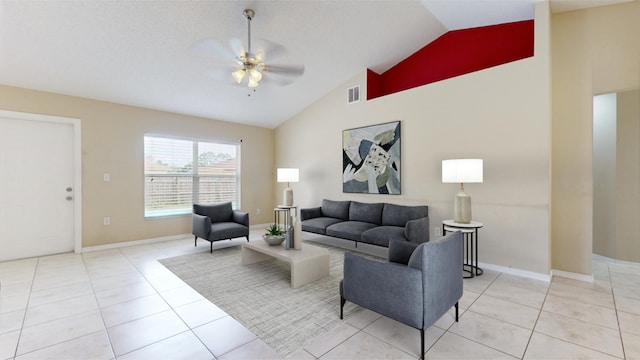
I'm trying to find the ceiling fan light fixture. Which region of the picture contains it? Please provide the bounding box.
[249,68,262,82]
[247,77,259,88]
[231,69,245,84]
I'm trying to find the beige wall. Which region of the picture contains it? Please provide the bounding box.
[615,89,640,262]
[275,3,552,275]
[551,1,640,274]
[0,85,275,247]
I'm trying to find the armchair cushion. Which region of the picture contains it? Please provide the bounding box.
[194,202,233,223]
[209,222,249,242]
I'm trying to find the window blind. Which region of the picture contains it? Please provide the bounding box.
[144,136,239,218]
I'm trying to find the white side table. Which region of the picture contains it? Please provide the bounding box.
[442,220,484,278]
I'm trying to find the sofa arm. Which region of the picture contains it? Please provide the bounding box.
[192,213,211,239]
[405,217,430,244]
[233,210,249,227]
[300,207,322,221]
[342,252,423,329]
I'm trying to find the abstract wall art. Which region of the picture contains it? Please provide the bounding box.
[342,121,401,194]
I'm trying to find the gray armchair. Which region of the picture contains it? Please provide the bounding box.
[340,231,463,359]
[192,202,249,253]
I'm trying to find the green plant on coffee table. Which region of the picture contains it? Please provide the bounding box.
[265,224,285,236]
[263,224,286,245]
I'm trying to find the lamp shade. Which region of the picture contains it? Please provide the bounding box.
[442,159,483,183]
[277,168,299,183]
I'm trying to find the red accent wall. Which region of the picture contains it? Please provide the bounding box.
[367,20,534,100]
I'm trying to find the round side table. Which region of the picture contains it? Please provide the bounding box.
[442,220,484,278]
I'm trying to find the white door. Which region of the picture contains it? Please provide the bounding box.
[0,114,76,261]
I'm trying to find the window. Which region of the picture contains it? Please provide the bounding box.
[144,135,240,218]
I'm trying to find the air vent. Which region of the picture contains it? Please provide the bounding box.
[348,85,360,104]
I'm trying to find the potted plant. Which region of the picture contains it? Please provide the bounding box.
[263,224,286,245]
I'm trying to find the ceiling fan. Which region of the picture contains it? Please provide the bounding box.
[194,8,305,89]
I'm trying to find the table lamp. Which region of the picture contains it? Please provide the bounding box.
[442,159,483,224]
[277,168,299,206]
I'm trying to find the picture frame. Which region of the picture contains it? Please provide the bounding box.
[342,121,401,194]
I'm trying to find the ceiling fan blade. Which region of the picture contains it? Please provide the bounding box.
[192,38,236,61]
[264,64,305,77]
[262,64,305,86]
[204,68,240,86]
[254,39,288,62]
[229,37,246,57]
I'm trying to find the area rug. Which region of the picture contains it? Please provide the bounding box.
[159,241,381,358]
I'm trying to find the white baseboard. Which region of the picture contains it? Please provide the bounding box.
[251,223,271,231]
[81,225,270,253]
[81,233,192,253]
[593,253,640,269]
[479,261,551,283]
[550,269,594,283]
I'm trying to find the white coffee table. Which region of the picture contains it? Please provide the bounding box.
[241,241,330,288]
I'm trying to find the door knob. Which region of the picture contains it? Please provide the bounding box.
[66,187,73,192]
[66,196,73,201]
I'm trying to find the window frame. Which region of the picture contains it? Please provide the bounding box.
[143,134,241,219]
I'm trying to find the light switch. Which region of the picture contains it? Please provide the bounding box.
[103,173,110,182]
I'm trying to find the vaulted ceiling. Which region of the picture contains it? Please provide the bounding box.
[0,0,631,128]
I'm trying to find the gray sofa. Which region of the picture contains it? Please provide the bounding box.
[300,199,429,247]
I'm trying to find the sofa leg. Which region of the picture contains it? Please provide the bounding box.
[420,328,425,360]
[245,236,249,242]
[210,241,213,253]
[194,236,197,247]
[455,302,459,322]
[340,296,346,319]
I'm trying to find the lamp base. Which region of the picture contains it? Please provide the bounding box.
[454,190,472,224]
[283,188,293,206]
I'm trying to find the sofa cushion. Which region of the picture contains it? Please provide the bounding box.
[361,226,407,247]
[301,217,345,235]
[382,203,428,227]
[321,199,351,220]
[349,201,384,225]
[326,221,378,241]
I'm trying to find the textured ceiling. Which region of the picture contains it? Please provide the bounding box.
[0,0,631,128]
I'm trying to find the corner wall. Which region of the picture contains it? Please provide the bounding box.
[275,3,552,275]
[551,1,640,274]
[0,85,275,247]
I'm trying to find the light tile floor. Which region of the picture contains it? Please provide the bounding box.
[1,230,639,359]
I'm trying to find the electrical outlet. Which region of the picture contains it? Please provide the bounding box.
[256,208,261,215]
[103,217,110,225]
[435,226,441,236]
